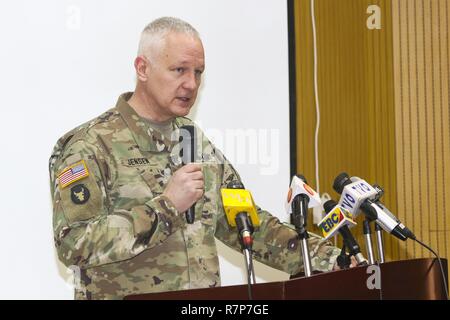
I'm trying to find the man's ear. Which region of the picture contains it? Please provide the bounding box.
[134,56,148,82]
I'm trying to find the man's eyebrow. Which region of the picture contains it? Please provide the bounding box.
[180,59,204,65]
[170,61,205,70]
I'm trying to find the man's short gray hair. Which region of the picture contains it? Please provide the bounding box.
[137,17,200,59]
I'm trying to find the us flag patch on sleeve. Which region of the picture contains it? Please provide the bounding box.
[58,160,90,189]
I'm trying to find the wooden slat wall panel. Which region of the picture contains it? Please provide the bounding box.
[293,0,399,260]
[293,0,449,263]
[392,0,450,262]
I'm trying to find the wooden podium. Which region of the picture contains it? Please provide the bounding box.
[125,258,448,300]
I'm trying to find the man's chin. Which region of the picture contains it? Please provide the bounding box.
[171,106,192,117]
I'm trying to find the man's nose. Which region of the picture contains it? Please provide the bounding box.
[182,72,198,90]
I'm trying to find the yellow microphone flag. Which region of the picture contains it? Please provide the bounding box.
[221,188,260,227]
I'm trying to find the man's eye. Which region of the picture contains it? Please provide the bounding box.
[175,68,184,73]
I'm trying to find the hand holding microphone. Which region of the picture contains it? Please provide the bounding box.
[163,125,203,223]
[162,163,204,213]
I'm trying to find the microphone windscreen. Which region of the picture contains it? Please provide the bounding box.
[333,172,351,194]
[323,199,338,214]
[227,180,245,189]
[296,174,307,184]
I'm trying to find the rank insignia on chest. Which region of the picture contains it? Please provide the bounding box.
[58,160,89,189]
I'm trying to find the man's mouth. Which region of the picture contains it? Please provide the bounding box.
[177,97,191,103]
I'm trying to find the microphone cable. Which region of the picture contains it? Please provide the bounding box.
[414,238,449,300]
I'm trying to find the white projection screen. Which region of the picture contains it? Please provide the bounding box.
[0,0,291,299]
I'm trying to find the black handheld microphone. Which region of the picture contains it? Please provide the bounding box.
[285,174,322,238]
[291,175,310,238]
[179,125,196,224]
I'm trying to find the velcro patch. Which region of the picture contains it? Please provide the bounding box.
[70,184,90,204]
[58,160,89,189]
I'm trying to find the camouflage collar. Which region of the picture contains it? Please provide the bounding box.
[116,92,184,153]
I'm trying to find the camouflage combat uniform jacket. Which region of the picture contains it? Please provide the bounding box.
[49,92,340,300]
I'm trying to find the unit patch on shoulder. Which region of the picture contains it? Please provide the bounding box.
[70,184,90,205]
[58,160,89,189]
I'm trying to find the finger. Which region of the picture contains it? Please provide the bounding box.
[189,171,204,180]
[182,163,202,173]
[192,180,204,190]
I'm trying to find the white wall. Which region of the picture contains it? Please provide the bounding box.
[0,0,290,299]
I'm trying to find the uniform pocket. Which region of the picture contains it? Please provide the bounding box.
[138,166,168,198]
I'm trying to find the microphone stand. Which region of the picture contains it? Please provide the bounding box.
[336,244,352,269]
[371,184,385,263]
[235,213,257,299]
[375,222,385,263]
[299,234,312,277]
[363,219,376,265]
[339,227,368,266]
[242,244,256,300]
[243,248,256,284]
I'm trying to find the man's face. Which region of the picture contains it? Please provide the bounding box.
[142,32,205,121]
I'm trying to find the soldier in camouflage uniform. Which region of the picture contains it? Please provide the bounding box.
[49,17,340,300]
